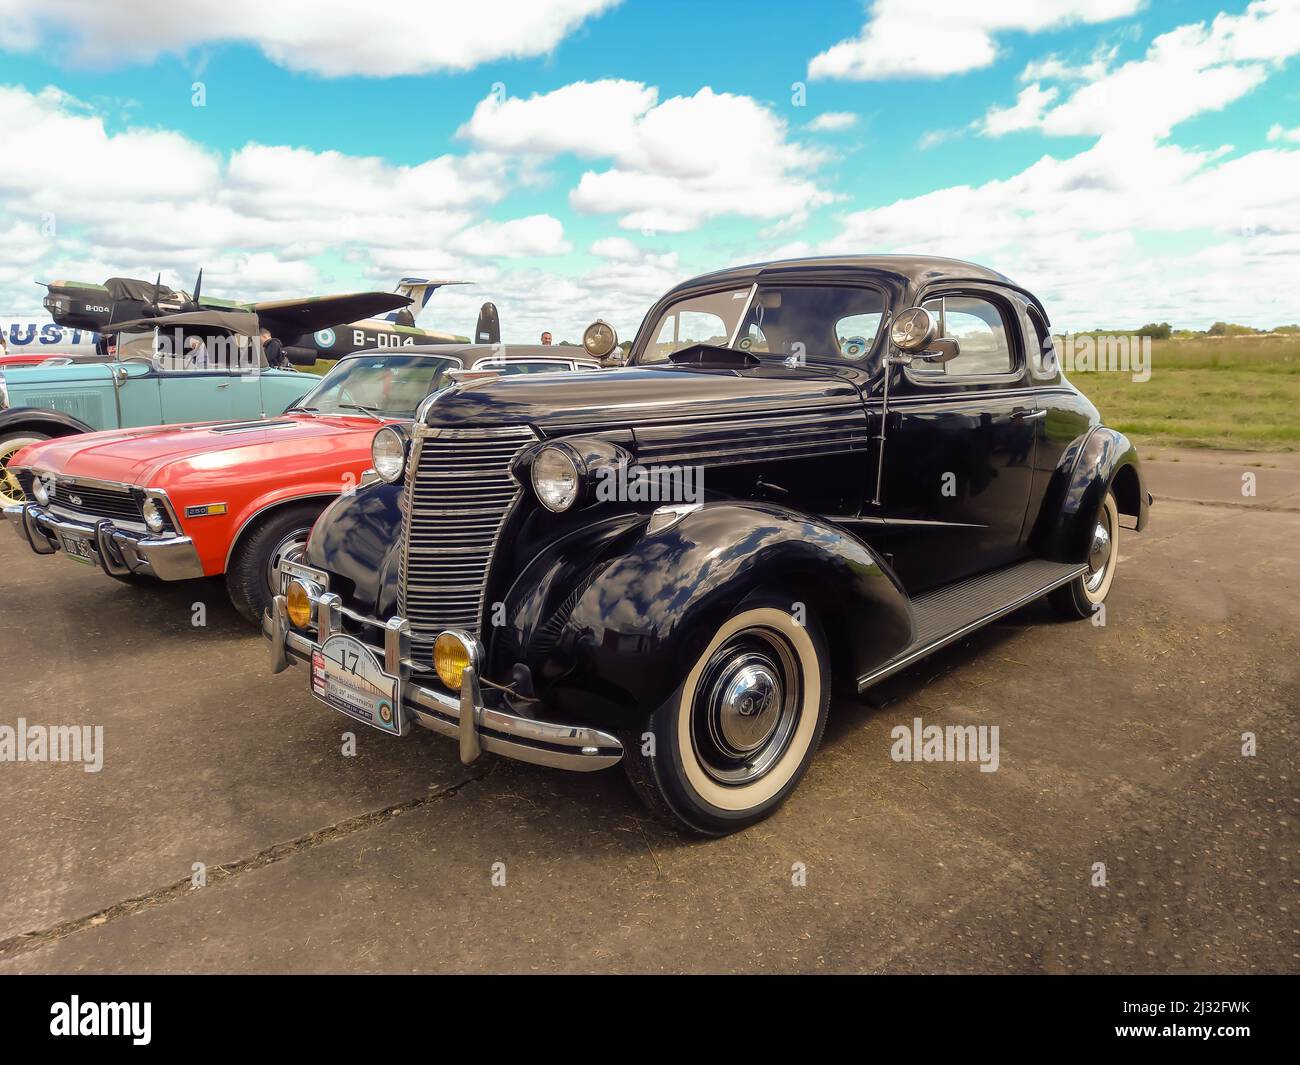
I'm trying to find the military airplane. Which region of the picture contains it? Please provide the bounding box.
[37,273,478,364]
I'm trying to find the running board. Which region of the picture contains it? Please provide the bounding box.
[857,559,1086,692]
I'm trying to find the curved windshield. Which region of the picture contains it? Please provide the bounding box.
[641,284,886,366]
[291,354,459,418]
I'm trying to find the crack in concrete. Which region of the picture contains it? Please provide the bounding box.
[0,766,491,962]
[1156,494,1300,513]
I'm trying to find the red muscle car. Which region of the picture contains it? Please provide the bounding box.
[6,345,600,623]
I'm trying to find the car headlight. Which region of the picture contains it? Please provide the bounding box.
[434,630,478,690]
[32,474,50,505]
[371,426,408,484]
[141,497,167,533]
[531,445,580,512]
[0,372,8,411]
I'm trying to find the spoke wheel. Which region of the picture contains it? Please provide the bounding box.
[0,434,47,508]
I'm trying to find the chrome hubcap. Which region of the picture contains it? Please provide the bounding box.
[708,655,782,756]
[267,532,309,594]
[693,628,800,785]
[1086,515,1113,592]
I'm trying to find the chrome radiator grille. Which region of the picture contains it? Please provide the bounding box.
[399,425,536,659]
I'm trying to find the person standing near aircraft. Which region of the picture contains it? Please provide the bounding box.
[260,326,287,367]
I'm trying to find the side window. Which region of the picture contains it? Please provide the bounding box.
[1025,306,1058,376]
[836,312,882,359]
[649,307,732,361]
[913,294,1014,377]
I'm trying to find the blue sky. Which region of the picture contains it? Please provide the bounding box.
[1,0,1298,339]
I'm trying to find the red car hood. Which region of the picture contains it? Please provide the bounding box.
[17,415,393,486]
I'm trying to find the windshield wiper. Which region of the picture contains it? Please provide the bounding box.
[286,404,320,416]
[338,403,383,421]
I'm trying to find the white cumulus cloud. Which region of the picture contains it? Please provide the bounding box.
[808,0,1143,80]
[981,0,1300,139]
[0,84,569,314]
[0,0,620,76]
[806,111,859,132]
[461,80,837,233]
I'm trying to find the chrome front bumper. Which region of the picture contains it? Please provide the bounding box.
[263,592,623,773]
[5,502,204,581]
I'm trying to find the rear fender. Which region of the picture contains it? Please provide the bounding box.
[1032,427,1149,563]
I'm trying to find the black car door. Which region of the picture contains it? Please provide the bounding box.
[865,286,1039,593]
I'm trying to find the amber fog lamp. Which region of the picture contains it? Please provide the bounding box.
[434,631,475,689]
[285,580,314,629]
[436,631,473,691]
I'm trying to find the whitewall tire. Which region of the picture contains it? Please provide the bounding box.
[1050,491,1120,618]
[625,598,831,835]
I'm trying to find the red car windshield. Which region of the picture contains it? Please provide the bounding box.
[292,354,459,418]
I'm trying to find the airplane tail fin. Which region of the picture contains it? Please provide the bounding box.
[388,278,470,324]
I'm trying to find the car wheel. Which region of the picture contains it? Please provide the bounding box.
[1050,490,1120,619]
[225,503,321,626]
[0,430,49,508]
[624,597,831,836]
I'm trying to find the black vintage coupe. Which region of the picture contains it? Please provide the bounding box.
[265,256,1151,835]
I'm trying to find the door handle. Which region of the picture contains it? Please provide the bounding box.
[1013,408,1046,420]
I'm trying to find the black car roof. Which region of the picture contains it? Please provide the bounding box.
[662,254,1047,321]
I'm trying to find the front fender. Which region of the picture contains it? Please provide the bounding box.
[214,484,343,575]
[305,481,405,616]
[1032,427,1149,563]
[498,502,912,730]
[0,407,93,437]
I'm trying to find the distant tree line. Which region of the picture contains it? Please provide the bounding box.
[1077,322,1298,338]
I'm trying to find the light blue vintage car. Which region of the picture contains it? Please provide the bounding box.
[0,316,313,507]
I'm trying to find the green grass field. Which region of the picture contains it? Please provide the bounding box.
[1069,335,1300,452]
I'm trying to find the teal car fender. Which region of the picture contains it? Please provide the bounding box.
[0,361,128,432]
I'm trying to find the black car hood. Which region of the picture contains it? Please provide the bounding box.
[420,363,865,435]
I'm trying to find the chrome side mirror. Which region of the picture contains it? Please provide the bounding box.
[919,337,961,364]
[889,307,960,364]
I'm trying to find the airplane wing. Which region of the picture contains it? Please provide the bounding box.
[254,292,412,335]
